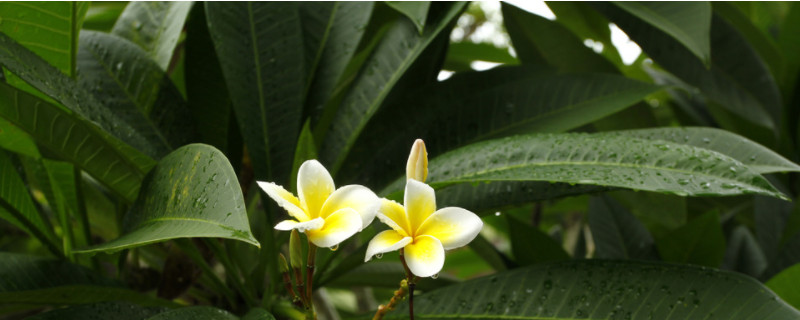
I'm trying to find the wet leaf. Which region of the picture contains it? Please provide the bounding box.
[112,2,194,70]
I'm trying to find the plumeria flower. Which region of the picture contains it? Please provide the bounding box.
[258,160,380,248]
[365,179,483,277]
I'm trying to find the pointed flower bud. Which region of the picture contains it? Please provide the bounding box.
[406,139,428,182]
[289,229,303,269]
[278,253,290,273]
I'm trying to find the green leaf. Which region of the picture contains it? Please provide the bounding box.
[0,117,40,158]
[0,252,176,307]
[0,81,153,203]
[767,263,800,310]
[755,195,794,263]
[764,232,800,280]
[319,2,467,173]
[242,308,276,320]
[77,30,194,149]
[613,1,711,65]
[146,307,238,320]
[508,215,570,265]
[386,1,430,34]
[502,2,618,73]
[112,2,194,71]
[27,301,167,320]
[589,195,658,260]
[723,226,768,278]
[0,31,170,159]
[597,127,800,174]
[545,2,625,67]
[382,260,800,319]
[42,159,81,257]
[206,2,308,182]
[76,144,259,254]
[342,67,660,189]
[656,210,725,267]
[0,150,59,254]
[381,133,786,200]
[83,2,127,32]
[443,41,518,72]
[290,120,318,193]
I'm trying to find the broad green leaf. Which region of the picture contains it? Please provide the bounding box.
[593,3,782,132]
[83,2,127,32]
[112,2,194,71]
[502,2,618,73]
[0,31,170,158]
[589,195,658,260]
[0,82,153,203]
[146,307,238,320]
[723,226,768,278]
[0,117,40,158]
[508,215,570,265]
[341,67,660,189]
[242,308,276,320]
[386,1,430,34]
[290,120,317,193]
[767,263,800,310]
[328,262,457,289]
[206,2,308,182]
[613,2,711,64]
[545,2,625,67]
[297,3,335,88]
[27,301,167,320]
[0,150,59,254]
[0,252,176,307]
[381,133,786,200]
[656,211,725,267]
[319,2,467,173]
[76,144,259,254]
[77,30,194,149]
[443,41,518,72]
[382,260,800,319]
[598,127,800,174]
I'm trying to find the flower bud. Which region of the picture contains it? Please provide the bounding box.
[289,229,303,269]
[406,139,428,182]
[278,253,290,273]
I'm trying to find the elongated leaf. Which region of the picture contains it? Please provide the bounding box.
[112,2,193,70]
[297,3,335,86]
[0,82,153,203]
[613,1,711,64]
[508,215,570,265]
[713,3,784,86]
[0,150,59,252]
[382,133,786,200]
[77,30,194,149]
[0,252,175,307]
[42,159,80,256]
[386,1,430,34]
[656,211,725,267]
[767,263,800,310]
[598,127,800,174]
[593,3,781,131]
[206,2,308,182]
[382,260,800,319]
[545,2,625,67]
[342,66,660,189]
[589,195,658,260]
[0,31,170,158]
[0,117,40,158]
[443,41,518,71]
[147,307,238,320]
[723,226,768,278]
[27,301,167,320]
[76,144,259,254]
[290,120,317,193]
[319,2,467,172]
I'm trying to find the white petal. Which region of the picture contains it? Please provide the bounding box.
[404,235,445,278]
[274,218,324,232]
[319,185,380,230]
[365,230,412,262]
[377,199,410,235]
[417,207,483,250]
[404,179,436,234]
[297,160,335,218]
[257,181,308,221]
[306,208,362,248]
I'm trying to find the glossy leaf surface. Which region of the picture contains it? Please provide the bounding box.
[112,1,193,70]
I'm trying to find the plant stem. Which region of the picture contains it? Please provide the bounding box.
[305,241,318,319]
[372,249,418,320]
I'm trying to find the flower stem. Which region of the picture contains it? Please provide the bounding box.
[305,241,318,319]
[372,249,418,320]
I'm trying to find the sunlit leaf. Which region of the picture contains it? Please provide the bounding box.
[0,117,40,158]
[767,263,800,310]
[112,2,194,71]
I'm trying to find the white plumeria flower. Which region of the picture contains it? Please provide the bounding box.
[258,160,380,248]
[365,179,483,277]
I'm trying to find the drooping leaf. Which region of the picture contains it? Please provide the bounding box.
[77,31,194,150]
[723,226,768,278]
[588,195,658,260]
[0,117,40,158]
[342,66,660,189]
[206,2,309,182]
[0,150,59,254]
[0,31,170,158]
[319,2,467,173]
[112,2,194,71]
[381,133,787,200]
[0,81,153,203]
[767,263,800,310]
[597,127,800,174]
[26,301,167,320]
[0,252,175,307]
[146,307,238,320]
[382,260,800,319]
[508,215,570,265]
[76,144,259,254]
[386,1,430,34]
[613,1,711,64]
[656,210,725,267]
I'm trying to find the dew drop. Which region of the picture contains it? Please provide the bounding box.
[330,244,339,251]
[431,273,439,279]
[375,253,383,259]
